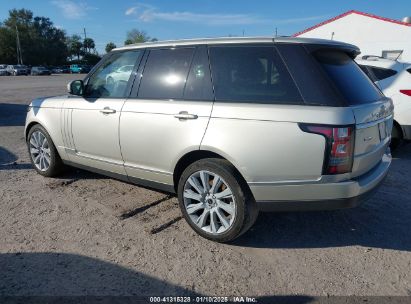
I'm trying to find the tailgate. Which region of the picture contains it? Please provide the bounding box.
[351,98,394,177]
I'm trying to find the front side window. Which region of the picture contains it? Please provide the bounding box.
[85,50,142,98]
[138,48,195,100]
[209,46,302,104]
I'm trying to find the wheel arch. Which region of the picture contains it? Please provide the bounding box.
[26,120,65,158]
[25,121,40,140]
[172,149,251,194]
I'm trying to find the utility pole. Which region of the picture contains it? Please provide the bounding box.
[15,25,23,65]
[242,29,245,37]
[275,27,278,38]
[83,27,88,53]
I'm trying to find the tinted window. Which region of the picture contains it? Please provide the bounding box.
[183,47,214,100]
[209,46,302,104]
[369,67,397,81]
[277,44,344,106]
[359,65,374,79]
[139,48,195,99]
[315,51,383,105]
[85,50,142,98]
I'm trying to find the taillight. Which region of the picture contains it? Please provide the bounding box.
[400,90,411,97]
[300,124,355,175]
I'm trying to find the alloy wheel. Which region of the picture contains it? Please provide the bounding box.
[29,130,51,172]
[183,170,236,234]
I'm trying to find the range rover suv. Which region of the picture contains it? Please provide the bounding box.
[25,37,393,242]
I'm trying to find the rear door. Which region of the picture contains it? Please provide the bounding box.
[315,50,393,177]
[120,46,214,186]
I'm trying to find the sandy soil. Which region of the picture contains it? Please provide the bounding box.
[0,75,410,297]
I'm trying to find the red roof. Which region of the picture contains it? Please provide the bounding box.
[294,10,411,37]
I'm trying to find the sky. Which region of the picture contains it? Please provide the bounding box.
[1,0,410,53]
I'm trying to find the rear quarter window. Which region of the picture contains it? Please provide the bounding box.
[315,51,383,105]
[209,45,303,104]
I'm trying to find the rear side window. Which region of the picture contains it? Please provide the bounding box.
[209,46,302,104]
[369,67,397,81]
[183,47,214,101]
[315,51,383,105]
[138,48,195,99]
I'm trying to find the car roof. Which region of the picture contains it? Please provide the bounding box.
[113,36,359,53]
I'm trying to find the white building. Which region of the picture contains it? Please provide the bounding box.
[294,10,411,62]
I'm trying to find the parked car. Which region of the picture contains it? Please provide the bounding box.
[82,65,92,73]
[69,64,82,73]
[0,64,9,76]
[357,57,411,148]
[7,64,28,75]
[51,67,63,74]
[31,66,51,76]
[70,64,92,74]
[25,37,393,242]
[106,65,134,84]
[62,66,71,73]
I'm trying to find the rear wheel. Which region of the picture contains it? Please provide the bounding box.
[27,125,64,177]
[390,123,403,150]
[177,158,258,242]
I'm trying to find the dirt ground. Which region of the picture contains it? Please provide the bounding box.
[0,75,410,298]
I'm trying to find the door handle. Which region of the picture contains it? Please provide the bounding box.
[100,107,116,114]
[174,111,198,120]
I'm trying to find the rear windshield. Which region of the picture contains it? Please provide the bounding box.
[315,50,383,105]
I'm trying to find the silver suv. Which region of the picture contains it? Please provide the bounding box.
[25,37,393,242]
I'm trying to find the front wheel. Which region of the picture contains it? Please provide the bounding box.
[177,158,258,242]
[27,125,64,177]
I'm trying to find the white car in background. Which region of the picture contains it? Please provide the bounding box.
[0,64,10,75]
[357,57,411,148]
[106,65,134,85]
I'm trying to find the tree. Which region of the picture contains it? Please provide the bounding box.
[67,35,83,60]
[0,9,68,65]
[83,37,95,54]
[105,42,116,53]
[82,53,101,65]
[124,29,156,45]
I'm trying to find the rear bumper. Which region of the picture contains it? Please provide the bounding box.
[250,152,391,212]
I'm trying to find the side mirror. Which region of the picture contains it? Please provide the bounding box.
[67,80,84,96]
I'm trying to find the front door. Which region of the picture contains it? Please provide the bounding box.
[67,50,143,175]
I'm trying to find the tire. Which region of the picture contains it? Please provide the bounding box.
[177,158,258,242]
[27,124,64,177]
[390,123,403,151]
